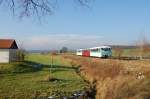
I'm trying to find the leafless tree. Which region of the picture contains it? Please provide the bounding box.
[16,49,26,61]
[0,0,92,18]
[47,51,57,81]
[16,42,26,61]
[114,48,124,59]
[137,35,150,59]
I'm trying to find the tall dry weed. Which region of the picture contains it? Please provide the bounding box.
[96,75,150,99]
[63,55,150,99]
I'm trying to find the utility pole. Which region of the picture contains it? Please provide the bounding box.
[49,52,53,80]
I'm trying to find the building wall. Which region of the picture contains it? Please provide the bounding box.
[9,49,17,62]
[0,49,10,63]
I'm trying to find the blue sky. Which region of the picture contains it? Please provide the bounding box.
[0,0,150,50]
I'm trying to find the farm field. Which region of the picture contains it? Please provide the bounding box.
[0,54,87,99]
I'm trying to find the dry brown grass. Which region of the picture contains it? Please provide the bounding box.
[96,75,150,99]
[63,55,150,99]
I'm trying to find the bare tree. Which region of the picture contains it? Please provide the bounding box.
[15,42,27,62]
[114,48,124,59]
[47,51,57,81]
[16,49,26,62]
[137,35,150,59]
[60,46,68,53]
[0,0,92,18]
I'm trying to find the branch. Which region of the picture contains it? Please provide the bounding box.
[0,0,92,18]
[77,0,91,7]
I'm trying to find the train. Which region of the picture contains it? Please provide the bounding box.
[76,46,112,58]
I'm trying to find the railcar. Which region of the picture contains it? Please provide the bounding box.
[76,46,112,58]
[76,49,83,56]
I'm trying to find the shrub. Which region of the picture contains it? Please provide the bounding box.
[0,62,41,74]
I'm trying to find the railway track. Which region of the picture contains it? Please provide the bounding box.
[77,55,150,60]
[111,56,150,60]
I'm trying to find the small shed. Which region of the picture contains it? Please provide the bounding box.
[0,39,18,63]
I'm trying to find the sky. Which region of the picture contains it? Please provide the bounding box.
[0,0,150,50]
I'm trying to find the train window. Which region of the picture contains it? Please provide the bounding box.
[101,48,111,51]
[77,50,82,52]
[91,48,99,52]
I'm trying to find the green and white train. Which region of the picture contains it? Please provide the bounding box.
[76,46,112,58]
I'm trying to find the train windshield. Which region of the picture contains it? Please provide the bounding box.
[101,48,111,51]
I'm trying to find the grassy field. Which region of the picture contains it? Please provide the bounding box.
[0,54,87,99]
[1,52,150,99]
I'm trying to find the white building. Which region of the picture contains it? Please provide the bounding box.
[0,39,18,63]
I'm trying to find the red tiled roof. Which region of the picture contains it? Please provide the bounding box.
[0,39,18,49]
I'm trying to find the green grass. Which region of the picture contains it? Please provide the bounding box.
[0,53,87,98]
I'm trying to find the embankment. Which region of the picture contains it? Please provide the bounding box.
[63,55,150,99]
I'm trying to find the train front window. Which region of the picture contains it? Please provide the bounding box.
[101,48,111,51]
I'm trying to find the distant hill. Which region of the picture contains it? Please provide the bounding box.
[110,45,138,49]
[26,45,150,53]
[110,44,150,49]
[27,50,51,54]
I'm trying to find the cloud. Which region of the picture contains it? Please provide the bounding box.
[21,34,105,50]
[0,33,133,50]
